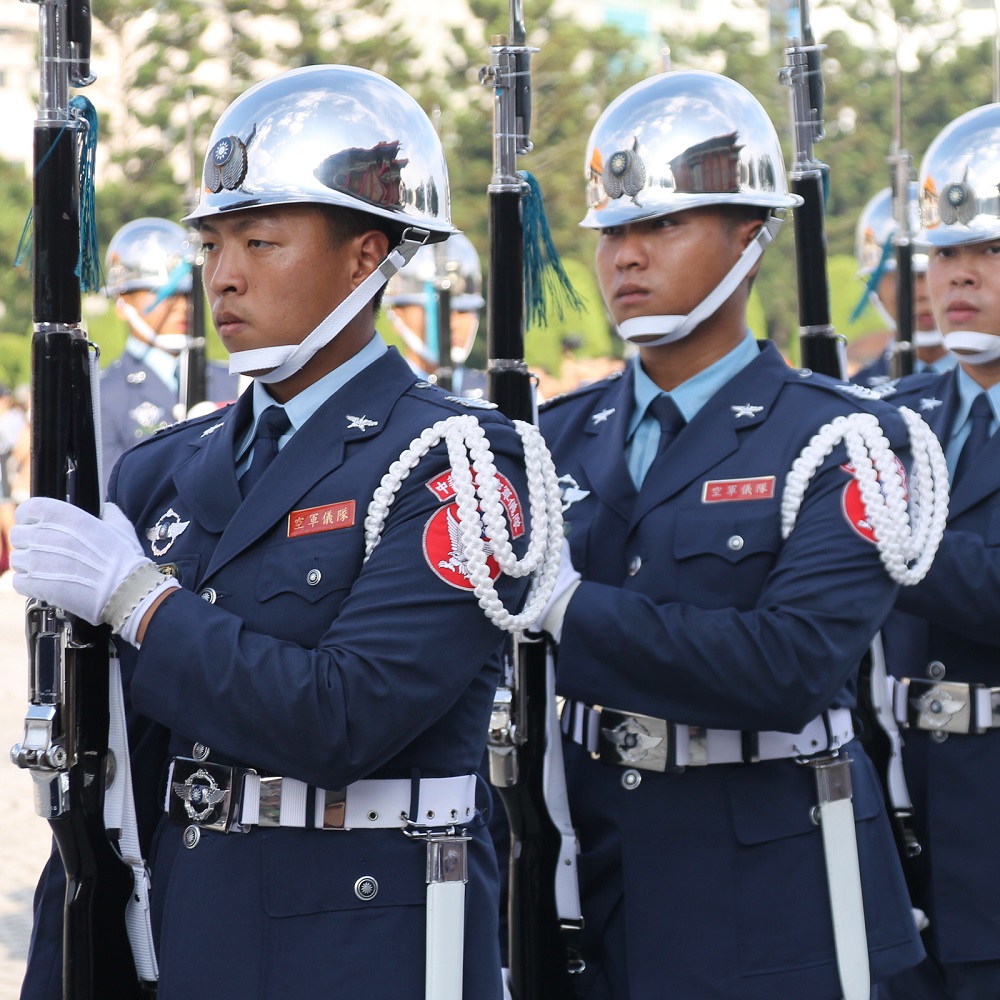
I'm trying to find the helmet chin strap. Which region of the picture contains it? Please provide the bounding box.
[868,296,945,349]
[914,328,945,349]
[228,229,431,383]
[119,301,188,354]
[943,330,1000,365]
[615,213,782,348]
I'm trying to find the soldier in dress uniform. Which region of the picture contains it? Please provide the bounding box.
[850,186,955,387]
[530,70,925,999]
[876,102,1000,1000]
[12,65,536,1000]
[384,231,488,398]
[101,217,241,490]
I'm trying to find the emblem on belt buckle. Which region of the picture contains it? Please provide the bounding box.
[911,685,967,731]
[172,768,228,822]
[601,716,663,765]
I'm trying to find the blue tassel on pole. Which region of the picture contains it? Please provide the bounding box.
[849,236,894,325]
[519,170,584,328]
[13,96,102,294]
[72,96,102,293]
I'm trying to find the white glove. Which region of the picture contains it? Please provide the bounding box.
[532,537,581,643]
[10,498,176,639]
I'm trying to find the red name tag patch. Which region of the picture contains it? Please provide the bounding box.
[701,476,776,503]
[288,500,356,538]
[424,470,524,538]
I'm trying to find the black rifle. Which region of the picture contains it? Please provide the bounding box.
[11,1,150,995]
[181,96,208,417]
[782,0,843,379]
[783,0,921,889]
[889,21,914,379]
[481,4,581,997]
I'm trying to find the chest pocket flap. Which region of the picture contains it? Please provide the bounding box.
[674,506,782,565]
[257,535,360,605]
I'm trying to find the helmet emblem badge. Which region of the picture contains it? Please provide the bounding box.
[206,135,249,193]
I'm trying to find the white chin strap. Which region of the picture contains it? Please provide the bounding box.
[616,213,782,347]
[869,296,945,349]
[229,228,431,383]
[119,302,188,354]
[914,328,945,349]
[943,330,1000,365]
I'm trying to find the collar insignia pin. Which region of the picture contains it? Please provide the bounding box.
[731,404,763,419]
[346,414,378,432]
[920,397,943,411]
[591,408,615,425]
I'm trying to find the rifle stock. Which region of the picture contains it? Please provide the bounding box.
[11,0,149,994]
[482,4,581,997]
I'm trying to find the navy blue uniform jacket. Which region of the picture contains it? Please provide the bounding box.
[882,367,1000,965]
[100,352,240,492]
[541,340,923,999]
[22,348,528,1000]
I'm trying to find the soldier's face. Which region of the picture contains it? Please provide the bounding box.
[119,290,188,344]
[927,239,1000,337]
[876,271,936,332]
[199,204,359,359]
[594,206,757,336]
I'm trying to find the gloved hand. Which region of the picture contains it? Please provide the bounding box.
[10,498,174,638]
[531,537,581,643]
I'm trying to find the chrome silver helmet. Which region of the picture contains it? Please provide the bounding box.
[917,103,1000,247]
[183,64,454,242]
[105,218,193,297]
[581,70,799,230]
[384,233,484,312]
[855,184,927,276]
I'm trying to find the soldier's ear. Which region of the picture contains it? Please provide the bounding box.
[352,229,390,287]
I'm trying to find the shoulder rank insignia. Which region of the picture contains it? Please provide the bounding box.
[591,408,615,424]
[200,421,226,438]
[445,395,498,409]
[837,382,878,400]
[346,414,378,432]
[147,508,190,557]
[731,404,763,419]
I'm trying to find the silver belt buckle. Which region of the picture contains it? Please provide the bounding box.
[598,708,671,772]
[168,758,244,832]
[905,679,977,734]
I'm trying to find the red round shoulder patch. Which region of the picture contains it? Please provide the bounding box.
[423,502,502,590]
[840,458,908,544]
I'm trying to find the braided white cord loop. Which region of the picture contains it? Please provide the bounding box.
[780,409,948,585]
[364,414,564,632]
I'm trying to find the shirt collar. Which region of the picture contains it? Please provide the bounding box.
[239,333,388,459]
[954,363,1000,430]
[628,331,760,441]
[125,334,178,392]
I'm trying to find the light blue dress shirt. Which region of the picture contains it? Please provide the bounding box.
[626,332,761,487]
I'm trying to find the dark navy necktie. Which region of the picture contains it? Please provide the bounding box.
[954,392,993,486]
[240,405,291,498]
[649,393,686,459]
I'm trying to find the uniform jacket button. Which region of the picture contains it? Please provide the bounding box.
[200,587,217,603]
[727,535,744,552]
[627,556,642,576]
[622,769,641,790]
[355,876,379,900]
[306,568,322,586]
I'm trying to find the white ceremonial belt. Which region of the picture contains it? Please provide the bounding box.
[893,676,1000,735]
[166,758,477,834]
[560,702,854,772]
